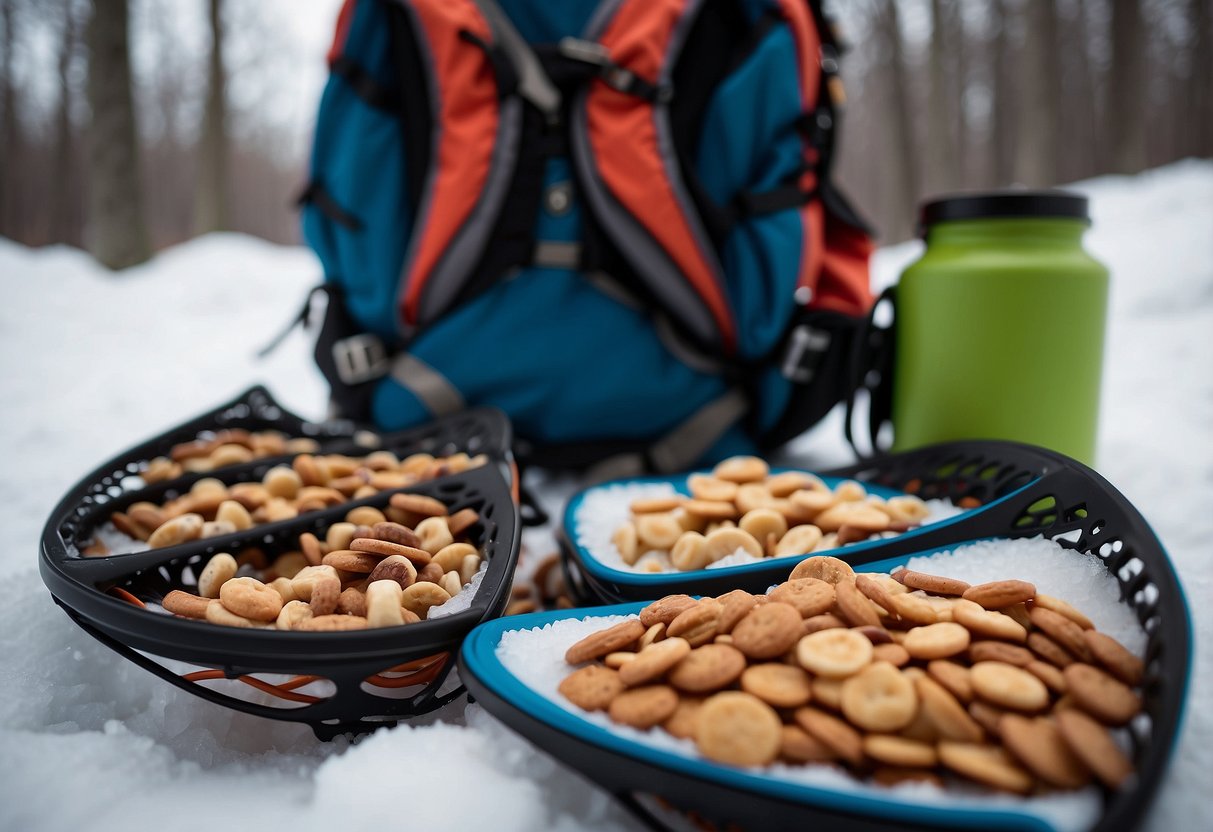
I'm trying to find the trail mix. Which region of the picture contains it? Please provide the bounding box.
[612,456,951,573]
[92,450,486,554]
[559,555,1142,794]
[140,428,330,483]
[157,493,484,630]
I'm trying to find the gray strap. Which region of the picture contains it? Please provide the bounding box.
[472,0,561,119]
[586,389,749,482]
[533,241,581,270]
[389,353,465,416]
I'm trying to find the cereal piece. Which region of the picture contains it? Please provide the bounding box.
[952,598,1027,643]
[351,537,431,564]
[608,685,679,729]
[667,599,723,647]
[636,513,683,551]
[608,523,640,566]
[1063,663,1142,725]
[682,499,739,520]
[630,497,685,514]
[447,508,480,537]
[669,531,709,571]
[323,549,381,573]
[968,700,1009,736]
[780,724,837,762]
[365,579,405,628]
[459,553,481,585]
[901,570,970,597]
[927,660,973,703]
[565,619,647,664]
[713,455,769,484]
[1055,708,1134,789]
[604,652,637,669]
[788,488,835,517]
[276,599,313,630]
[211,500,251,532]
[686,474,738,503]
[803,613,847,634]
[337,587,367,617]
[198,552,238,598]
[740,663,812,708]
[619,637,692,686]
[695,692,782,766]
[738,508,787,544]
[716,590,758,634]
[1025,660,1067,694]
[962,580,1036,610]
[265,551,308,581]
[668,643,747,693]
[999,714,1091,789]
[219,577,283,622]
[439,571,463,596]
[971,661,1050,712]
[640,595,699,628]
[264,466,303,500]
[835,580,882,627]
[400,581,452,618]
[768,578,835,619]
[915,673,984,742]
[789,555,855,585]
[205,600,270,629]
[1033,593,1094,630]
[886,592,939,625]
[813,502,889,534]
[704,527,763,563]
[809,676,843,710]
[863,735,938,768]
[1028,606,1092,662]
[903,622,970,660]
[855,574,900,618]
[872,643,910,667]
[200,520,237,539]
[938,743,1034,794]
[162,590,210,619]
[296,614,368,631]
[885,495,931,523]
[793,707,864,767]
[308,575,340,616]
[388,492,448,517]
[344,506,386,527]
[416,561,445,584]
[559,665,625,711]
[147,513,205,549]
[841,662,918,732]
[969,641,1034,667]
[639,622,666,650]
[1083,630,1144,686]
[774,524,823,558]
[414,516,454,554]
[433,542,477,573]
[729,602,802,659]
[662,696,705,740]
[367,554,417,588]
[1028,631,1076,668]
[369,521,422,549]
[796,628,873,678]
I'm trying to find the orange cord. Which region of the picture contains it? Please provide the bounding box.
[364,657,447,688]
[509,459,520,505]
[181,669,324,704]
[108,587,146,608]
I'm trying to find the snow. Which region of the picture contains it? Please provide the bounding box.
[1,161,1210,831]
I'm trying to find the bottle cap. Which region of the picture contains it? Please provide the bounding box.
[919,190,1090,233]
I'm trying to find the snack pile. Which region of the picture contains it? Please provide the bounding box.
[93,447,486,555]
[609,456,951,573]
[157,493,484,631]
[558,555,1142,794]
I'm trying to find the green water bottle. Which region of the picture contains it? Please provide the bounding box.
[891,192,1109,464]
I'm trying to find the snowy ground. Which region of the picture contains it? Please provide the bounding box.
[1,160,1209,831]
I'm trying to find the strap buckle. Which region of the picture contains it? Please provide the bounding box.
[781,323,832,384]
[332,334,390,385]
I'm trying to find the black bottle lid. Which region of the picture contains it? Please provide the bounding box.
[919,190,1090,232]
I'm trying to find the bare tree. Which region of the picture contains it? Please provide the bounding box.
[52,0,81,245]
[1,0,21,239]
[926,0,959,194]
[990,0,1015,185]
[85,0,149,268]
[195,0,228,233]
[1108,0,1147,173]
[1014,0,1058,185]
[1185,0,1212,156]
[876,0,919,239]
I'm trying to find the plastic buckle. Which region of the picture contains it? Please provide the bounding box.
[781,323,832,384]
[332,334,390,386]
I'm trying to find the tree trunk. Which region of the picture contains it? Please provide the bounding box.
[1014,0,1057,186]
[1108,0,1147,174]
[195,0,228,233]
[1188,0,1212,156]
[881,0,918,239]
[990,0,1014,185]
[52,0,79,245]
[926,0,958,195]
[85,0,149,268]
[1,0,21,239]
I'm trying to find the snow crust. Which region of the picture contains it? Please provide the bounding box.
[1,162,1210,831]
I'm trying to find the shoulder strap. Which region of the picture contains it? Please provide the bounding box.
[569,0,737,354]
[393,0,524,332]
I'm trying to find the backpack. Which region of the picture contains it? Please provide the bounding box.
[300,0,877,476]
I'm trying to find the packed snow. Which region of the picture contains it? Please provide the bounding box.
[1,161,1210,831]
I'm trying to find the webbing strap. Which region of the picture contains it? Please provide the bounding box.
[533,241,581,270]
[389,353,465,416]
[472,0,561,119]
[586,388,749,481]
